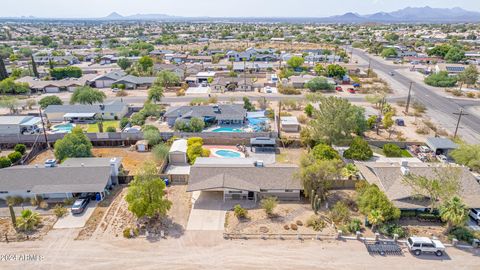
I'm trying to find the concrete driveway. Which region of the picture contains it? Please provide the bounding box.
[53,201,97,229]
[186,191,226,231]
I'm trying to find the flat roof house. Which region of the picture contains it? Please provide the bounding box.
[0,116,42,135]
[164,104,247,127]
[356,161,480,210]
[44,100,128,122]
[0,157,122,201]
[187,158,301,201]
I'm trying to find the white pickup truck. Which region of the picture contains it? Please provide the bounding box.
[407,236,445,256]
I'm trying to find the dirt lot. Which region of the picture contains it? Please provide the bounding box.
[0,215,57,242]
[276,147,305,165]
[29,147,155,173]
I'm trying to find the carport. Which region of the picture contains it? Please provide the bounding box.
[425,137,458,155]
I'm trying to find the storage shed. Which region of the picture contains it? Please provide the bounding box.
[169,139,188,165]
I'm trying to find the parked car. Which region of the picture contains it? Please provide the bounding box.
[389,71,395,76]
[352,83,361,88]
[395,119,405,126]
[407,237,445,257]
[44,159,57,168]
[437,155,448,163]
[469,208,480,225]
[335,86,343,91]
[348,88,355,94]
[111,88,119,92]
[71,198,90,214]
[419,146,431,153]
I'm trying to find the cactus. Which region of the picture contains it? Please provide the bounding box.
[313,194,320,214]
[310,190,315,209]
[8,204,16,228]
[315,198,322,213]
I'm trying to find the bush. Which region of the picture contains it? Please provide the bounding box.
[424,71,457,87]
[233,204,248,219]
[343,137,373,161]
[116,89,128,97]
[312,143,340,160]
[30,197,41,206]
[53,204,68,218]
[305,77,335,92]
[123,227,139,238]
[106,126,116,132]
[278,84,301,95]
[306,215,326,231]
[466,92,476,98]
[63,197,75,205]
[284,224,290,230]
[120,117,130,129]
[383,143,402,157]
[304,103,314,117]
[378,223,407,238]
[14,144,26,155]
[39,201,49,209]
[448,227,475,244]
[0,157,12,168]
[417,212,441,222]
[7,151,22,163]
[400,210,417,218]
[346,218,362,233]
[6,196,24,206]
[330,201,350,224]
[260,196,278,216]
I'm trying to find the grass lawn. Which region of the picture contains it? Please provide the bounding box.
[401,149,413,157]
[85,121,119,133]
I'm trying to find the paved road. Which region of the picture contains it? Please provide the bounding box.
[352,48,480,143]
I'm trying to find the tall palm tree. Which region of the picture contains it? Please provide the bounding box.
[16,209,41,231]
[439,196,468,232]
[368,209,384,232]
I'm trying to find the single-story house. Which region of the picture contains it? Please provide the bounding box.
[435,63,466,75]
[154,64,185,79]
[356,161,480,210]
[15,75,96,93]
[195,71,216,83]
[113,75,156,89]
[425,137,458,156]
[44,100,128,122]
[0,116,42,135]
[289,75,317,88]
[186,55,213,63]
[164,104,247,127]
[280,116,300,132]
[0,157,122,200]
[210,77,256,92]
[187,158,301,201]
[92,70,127,88]
[232,62,275,72]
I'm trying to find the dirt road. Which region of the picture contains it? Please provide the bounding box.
[1,230,478,270]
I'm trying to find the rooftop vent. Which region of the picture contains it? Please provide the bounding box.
[400,159,409,176]
[255,160,264,167]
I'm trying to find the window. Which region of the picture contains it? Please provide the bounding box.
[413,243,421,248]
[285,189,293,192]
[422,243,434,248]
[229,191,242,194]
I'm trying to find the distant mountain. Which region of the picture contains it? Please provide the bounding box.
[104,12,124,20]
[100,12,175,20]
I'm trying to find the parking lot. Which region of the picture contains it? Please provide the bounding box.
[53,201,98,229]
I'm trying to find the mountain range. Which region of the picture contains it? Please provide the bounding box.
[2,6,480,23]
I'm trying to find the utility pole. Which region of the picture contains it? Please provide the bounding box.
[38,108,49,149]
[367,58,372,77]
[277,101,282,139]
[453,109,469,138]
[405,82,414,114]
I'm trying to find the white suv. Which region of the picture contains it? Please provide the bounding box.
[407,237,445,256]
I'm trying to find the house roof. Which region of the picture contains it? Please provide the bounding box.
[0,116,35,125]
[92,70,127,81]
[0,159,116,194]
[187,165,300,192]
[193,157,257,167]
[425,137,458,151]
[113,75,156,85]
[250,137,276,146]
[356,161,480,209]
[281,116,299,126]
[164,104,246,121]
[44,100,127,115]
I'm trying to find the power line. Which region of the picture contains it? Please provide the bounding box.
[453,108,469,138]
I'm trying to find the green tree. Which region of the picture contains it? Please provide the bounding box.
[313,64,325,76]
[117,58,132,70]
[152,143,169,163]
[304,103,314,117]
[326,64,346,78]
[70,86,106,105]
[54,127,93,161]
[189,117,205,132]
[312,143,340,160]
[260,196,278,216]
[243,97,255,111]
[343,137,373,161]
[31,55,39,78]
[138,56,154,72]
[125,162,172,219]
[310,96,367,145]
[439,196,468,232]
[16,209,41,231]
[458,65,479,86]
[381,47,398,58]
[424,71,457,87]
[368,209,384,232]
[305,77,334,92]
[445,47,465,63]
[383,143,402,157]
[402,166,462,212]
[287,56,304,69]
[357,183,400,222]
[0,96,19,113]
[143,128,162,146]
[50,66,82,80]
[155,70,180,90]
[147,83,164,103]
[428,44,452,58]
[450,144,480,173]
[39,95,63,109]
[382,111,394,138]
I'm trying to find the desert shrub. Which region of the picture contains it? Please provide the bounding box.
[7,151,22,163]
[176,88,185,96]
[448,227,476,244]
[297,114,308,124]
[412,101,426,114]
[330,201,350,224]
[383,143,402,157]
[424,71,457,87]
[260,196,278,216]
[346,218,362,233]
[306,215,326,231]
[290,223,298,230]
[466,92,476,98]
[106,126,116,132]
[284,224,290,230]
[63,197,75,205]
[116,89,128,97]
[233,204,248,219]
[304,103,314,117]
[123,227,138,238]
[14,144,26,155]
[296,220,303,226]
[278,84,301,95]
[30,197,39,206]
[452,89,463,96]
[53,204,68,218]
[415,126,430,134]
[378,223,407,238]
[0,157,12,168]
[39,201,49,209]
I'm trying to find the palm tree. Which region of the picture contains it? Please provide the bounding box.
[368,209,384,232]
[439,196,468,232]
[16,209,41,232]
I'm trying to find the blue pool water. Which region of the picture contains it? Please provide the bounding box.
[212,127,243,132]
[215,149,242,158]
[51,123,75,133]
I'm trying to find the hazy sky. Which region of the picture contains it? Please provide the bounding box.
[2,0,480,18]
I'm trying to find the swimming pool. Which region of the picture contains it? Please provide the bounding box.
[212,127,244,132]
[51,123,75,133]
[214,149,243,158]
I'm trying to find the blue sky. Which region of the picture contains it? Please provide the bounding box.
[1,0,480,18]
